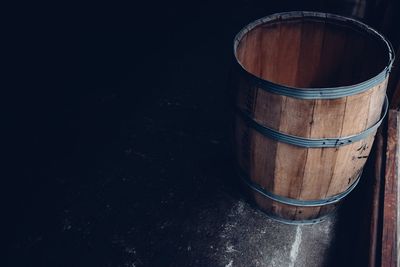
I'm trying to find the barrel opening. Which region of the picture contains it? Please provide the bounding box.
[235,14,391,89]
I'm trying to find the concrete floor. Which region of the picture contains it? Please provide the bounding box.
[172,195,337,267]
[9,1,371,266]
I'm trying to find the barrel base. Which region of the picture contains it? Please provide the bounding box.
[246,185,340,223]
[238,168,360,222]
[262,209,336,225]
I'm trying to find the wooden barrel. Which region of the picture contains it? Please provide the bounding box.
[233,12,394,224]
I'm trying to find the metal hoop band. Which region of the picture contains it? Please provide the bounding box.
[239,170,362,207]
[237,95,388,148]
[234,11,395,100]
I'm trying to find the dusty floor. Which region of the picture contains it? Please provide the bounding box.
[9,1,372,266]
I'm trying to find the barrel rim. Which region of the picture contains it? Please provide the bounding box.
[233,11,395,99]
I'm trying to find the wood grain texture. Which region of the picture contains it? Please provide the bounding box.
[388,46,400,109]
[368,128,384,267]
[390,77,400,110]
[234,116,381,220]
[237,18,388,89]
[313,21,348,87]
[259,23,281,84]
[295,19,325,88]
[233,14,391,221]
[381,109,399,267]
[274,21,302,86]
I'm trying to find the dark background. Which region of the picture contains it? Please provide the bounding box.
[7,1,397,266]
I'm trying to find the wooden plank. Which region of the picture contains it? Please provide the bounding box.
[291,19,324,220]
[259,23,281,83]
[367,80,388,127]
[381,109,399,267]
[390,73,400,109]
[250,23,282,195]
[313,21,348,87]
[251,129,277,192]
[274,20,302,86]
[295,19,325,88]
[273,98,313,219]
[388,46,400,109]
[271,19,308,218]
[238,26,262,77]
[368,128,384,267]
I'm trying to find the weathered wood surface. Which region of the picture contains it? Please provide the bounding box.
[381,109,399,267]
[389,47,400,109]
[368,128,384,267]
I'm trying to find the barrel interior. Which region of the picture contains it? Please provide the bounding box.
[236,16,389,88]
